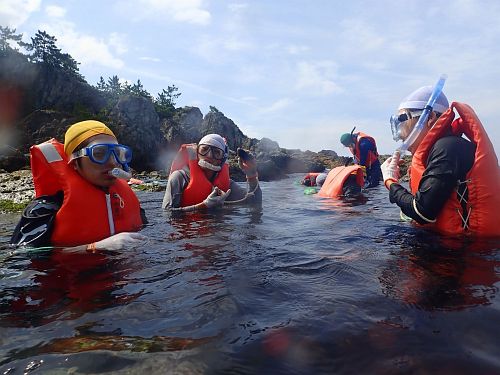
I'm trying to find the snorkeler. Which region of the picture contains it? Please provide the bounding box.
[340,128,382,188]
[10,120,147,250]
[162,134,262,211]
[382,79,500,236]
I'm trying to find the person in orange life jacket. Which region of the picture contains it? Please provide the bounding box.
[10,120,147,251]
[162,134,262,211]
[340,128,382,188]
[301,172,327,187]
[381,86,494,235]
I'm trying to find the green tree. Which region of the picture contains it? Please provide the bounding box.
[24,30,82,78]
[0,26,25,53]
[26,30,61,65]
[96,76,107,91]
[154,85,181,118]
[127,79,152,99]
[106,75,123,98]
[209,105,222,115]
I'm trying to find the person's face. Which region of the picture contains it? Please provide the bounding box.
[72,134,120,188]
[348,144,355,154]
[197,144,224,169]
[396,109,437,153]
[397,109,420,142]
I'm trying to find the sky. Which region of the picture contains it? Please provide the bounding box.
[2,0,500,156]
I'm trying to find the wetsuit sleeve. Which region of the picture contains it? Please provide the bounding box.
[10,191,63,247]
[389,136,475,224]
[140,207,148,225]
[358,138,375,167]
[162,170,188,210]
[227,178,262,204]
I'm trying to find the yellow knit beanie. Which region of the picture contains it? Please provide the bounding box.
[64,120,116,156]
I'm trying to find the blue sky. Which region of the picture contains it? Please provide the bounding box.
[2,0,500,156]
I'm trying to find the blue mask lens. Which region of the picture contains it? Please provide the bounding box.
[74,144,132,165]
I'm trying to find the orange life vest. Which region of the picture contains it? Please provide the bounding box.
[302,172,320,186]
[30,139,143,247]
[318,166,364,198]
[409,102,500,237]
[354,132,379,167]
[169,144,230,207]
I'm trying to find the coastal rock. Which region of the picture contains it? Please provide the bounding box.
[108,95,163,171]
[0,170,34,204]
[201,111,247,151]
[2,50,344,179]
[17,110,76,152]
[161,106,203,148]
[0,146,29,172]
[255,138,280,154]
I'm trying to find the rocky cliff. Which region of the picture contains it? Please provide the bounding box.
[0,50,340,177]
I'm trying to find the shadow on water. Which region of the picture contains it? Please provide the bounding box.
[0,177,499,374]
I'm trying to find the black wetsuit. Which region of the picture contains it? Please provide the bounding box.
[10,191,148,248]
[389,136,475,224]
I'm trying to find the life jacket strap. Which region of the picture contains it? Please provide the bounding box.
[456,179,472,230]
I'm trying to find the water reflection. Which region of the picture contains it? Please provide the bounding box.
[0,249,143,328]
[379,230,500,311]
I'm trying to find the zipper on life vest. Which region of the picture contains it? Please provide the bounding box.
[105,193,116,235]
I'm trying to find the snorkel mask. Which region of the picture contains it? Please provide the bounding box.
[393,75,448,153]
[196,134,228,172]
[71,143,133,172]
[390,110,424,142]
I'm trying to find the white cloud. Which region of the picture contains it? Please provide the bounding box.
[223,37,251,51]
[295,61,342,95]
[40,19,124,69]
[228,3,248,13]
[259,98,292,114]
[194,35,253,63]
[0,0,41,28]
[139,56,161,62]
[286,44,309,55]
[108,32,128,55]
[45,5,66,18]
[339,18,385,51]
[134,0,211,25]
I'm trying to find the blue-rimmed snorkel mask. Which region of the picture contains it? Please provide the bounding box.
[71,143,133,171]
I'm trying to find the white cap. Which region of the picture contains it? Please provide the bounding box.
[316,173,327,187]
[398,86,449,114]
[199,133,227,150]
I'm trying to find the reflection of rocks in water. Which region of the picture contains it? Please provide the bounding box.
[379,244,500,311]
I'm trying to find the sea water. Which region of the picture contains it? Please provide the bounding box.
[0,175,499,374]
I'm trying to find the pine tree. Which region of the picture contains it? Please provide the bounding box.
[0,26,24,53]
[154,85,181,118]
[129,79,152,99]
[23,30,82,78]
[96,76,107,91]
[106,75,122,98]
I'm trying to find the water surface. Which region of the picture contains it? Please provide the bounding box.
[1,175,499,374]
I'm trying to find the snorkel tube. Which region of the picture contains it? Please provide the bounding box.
[396,74,448,156]
[109,167,132,180]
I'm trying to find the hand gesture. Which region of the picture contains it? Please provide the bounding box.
[202,187,231,208]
